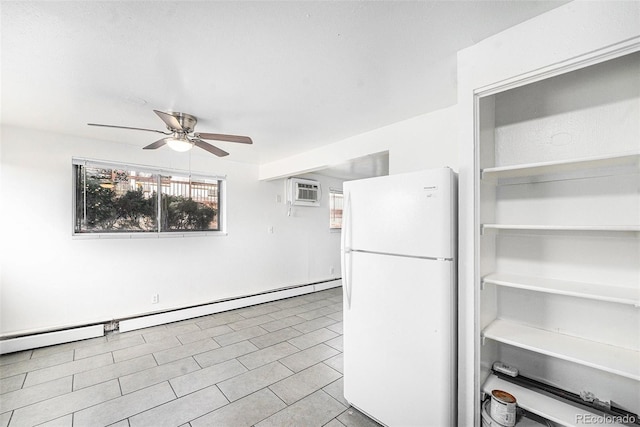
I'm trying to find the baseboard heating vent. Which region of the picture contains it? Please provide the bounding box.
[0,324,104,355]
[118,279,341,333]
[0,279,341,354]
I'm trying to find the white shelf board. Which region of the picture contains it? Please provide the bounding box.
[482,273,640,307]
[482,374,627,427]
[481,152,640,182]
[482,224,640,233]
[482,319,640,381]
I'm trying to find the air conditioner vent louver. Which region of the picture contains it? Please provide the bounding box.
[297,183,317,200]
[287,177,321,206]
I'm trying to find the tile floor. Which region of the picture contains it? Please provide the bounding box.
[0,287,383,427]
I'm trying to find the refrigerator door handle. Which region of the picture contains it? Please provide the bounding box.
[343,250,352,310]
[342,192,353,310]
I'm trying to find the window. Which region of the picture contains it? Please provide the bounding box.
[159,174,220,231]
[329,188,343,229]
[73,159,225,235]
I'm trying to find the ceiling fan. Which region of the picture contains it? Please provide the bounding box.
[88,110,253,157]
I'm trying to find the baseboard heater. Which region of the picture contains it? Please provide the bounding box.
[0,279,342,355]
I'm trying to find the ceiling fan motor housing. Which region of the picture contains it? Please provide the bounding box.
[171,112,197,133]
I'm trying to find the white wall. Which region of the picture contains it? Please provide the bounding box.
[0,126,343,336]
[258,105,458,180]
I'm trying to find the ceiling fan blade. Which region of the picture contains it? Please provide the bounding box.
[192,139,229,157]
[88,123,170,135]
[154,110,183,131]
[143,138,168,150]
[195,133,253,144]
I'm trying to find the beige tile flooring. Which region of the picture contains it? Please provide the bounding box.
[0,287,383,427]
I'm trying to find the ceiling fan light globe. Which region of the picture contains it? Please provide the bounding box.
[166,138,194,152]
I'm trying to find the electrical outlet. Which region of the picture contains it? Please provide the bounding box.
[268,226,274,234]
[152,294,159,304]
[329,266,335,275]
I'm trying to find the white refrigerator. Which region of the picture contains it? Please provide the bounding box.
[341,168,457,427]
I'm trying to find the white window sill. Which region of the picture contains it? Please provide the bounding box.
[72,231,228,239]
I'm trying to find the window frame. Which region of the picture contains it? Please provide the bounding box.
[329,187,343,230]
[72,157,227,238]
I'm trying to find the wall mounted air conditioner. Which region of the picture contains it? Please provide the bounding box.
[287,177,321,207]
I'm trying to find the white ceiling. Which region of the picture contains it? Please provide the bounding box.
[1,1,568,165]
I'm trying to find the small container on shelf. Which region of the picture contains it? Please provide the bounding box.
[481,398,554,427]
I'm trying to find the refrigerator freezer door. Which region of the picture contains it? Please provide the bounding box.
[343,168,455,259]
[343,251,456,426]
